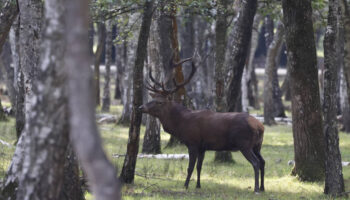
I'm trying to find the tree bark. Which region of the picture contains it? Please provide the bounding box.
[120,0,154,183]
[242,14,261,112]
[0,41,16,107]
[0,0,18,53]
[341,0,350,118]
[264,21,286,125]
[142,16,161,154]
[119,39,132,125]
[94,22,106,107]
[214,0,234,163]
[58,145,85,200]
[282,0,326,181]
[65,0,121,199]
[102,20,112,112]
[114,25,122,100]
[9,18,25,139]
[18,0,43,117]
[157,1,187,147]
[323,0,345,195]
[226,0,257,112]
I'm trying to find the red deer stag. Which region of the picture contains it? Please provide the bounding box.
[139,59,265,193]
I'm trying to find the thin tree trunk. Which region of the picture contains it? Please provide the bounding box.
[94,22,106,107]
[118,40,132,125]
[242,14,261,112]
[114,25,122,100]
[341,0,350,114]
[264,21,285,125]
[0,0,18,52]
[323,0,345,195]
[9,18,25,139]
[282,0,326,181]
[142,16,161,154]
[0,41,16,107]
[226,0,257,112]
[102,20,112,112]
[281,64,292,101]
[65,0,121,198]
[120,0,154,183]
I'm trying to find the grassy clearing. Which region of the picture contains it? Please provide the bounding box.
[0,105,349,199]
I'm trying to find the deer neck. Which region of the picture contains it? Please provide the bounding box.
[159,103,189,136]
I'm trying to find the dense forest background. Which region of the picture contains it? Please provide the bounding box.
[0,0,350,199]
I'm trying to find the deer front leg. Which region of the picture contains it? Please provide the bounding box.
[184,149,198,189]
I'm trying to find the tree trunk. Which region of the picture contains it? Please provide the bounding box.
[102,20,112,112]
[281,64,292,101]
[341,0,350,118]
[341,67,350,132]
[323,0,345,195]
[264,21,285,125]
[0,0,18,53]
[338,6,350,133]
[226,0,257,112]
[142,16,161,154]
[59,145,85,200]
[9,18,25,139]
[119,40,132,125]
[65,0,121,198]
[15,0,70,198]
[282,0,326,181]
[120,0,154,184]
[0,99,5,121]
[18,0,43,117]
[114,25,122,100]
[179,8,195,92]
[0,41,16,107]
[157,1,187,147]
[242,14,261,112]
[94,22,106,107]
[213,0,234,163]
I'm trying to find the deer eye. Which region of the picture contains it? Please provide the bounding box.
[156,101,163,105]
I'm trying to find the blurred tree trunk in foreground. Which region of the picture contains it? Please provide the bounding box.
[65,0,121,198]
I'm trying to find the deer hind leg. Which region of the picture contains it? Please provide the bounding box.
[253,146,265,191]
[196,151,205,188]
[241,149,260,193]
[184,149,198,189]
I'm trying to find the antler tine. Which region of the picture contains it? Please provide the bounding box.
[148,69,162,88]
[168,61,197,94]
[173,57,193,68]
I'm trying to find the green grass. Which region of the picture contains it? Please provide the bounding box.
[1,105,349,199]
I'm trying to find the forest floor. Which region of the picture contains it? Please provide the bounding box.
[1,104,350,199]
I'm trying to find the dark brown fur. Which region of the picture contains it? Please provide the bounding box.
[140,96,265,192]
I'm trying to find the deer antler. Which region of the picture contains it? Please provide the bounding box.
[146,57,196,97]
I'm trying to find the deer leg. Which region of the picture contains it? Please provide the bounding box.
[253,150,265,191]
[241,149,260,193]
[184,149,198,189]
[196,151,205,188]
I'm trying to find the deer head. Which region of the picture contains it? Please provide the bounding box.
[139,57,196,117]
